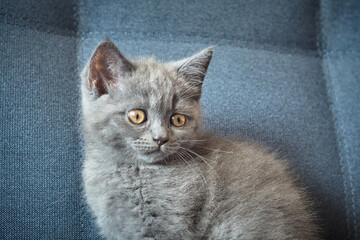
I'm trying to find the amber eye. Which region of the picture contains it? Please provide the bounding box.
[128,110,146,124]
[171,114,186,127]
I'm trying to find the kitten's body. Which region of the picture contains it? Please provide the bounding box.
[81,40,319,239]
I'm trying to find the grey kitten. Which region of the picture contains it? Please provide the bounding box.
[81,40,319,240]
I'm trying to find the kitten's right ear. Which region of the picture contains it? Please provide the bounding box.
[87,39,134,96]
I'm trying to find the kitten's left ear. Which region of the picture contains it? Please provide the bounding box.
[174,47,214,89]
[88,39,134,96]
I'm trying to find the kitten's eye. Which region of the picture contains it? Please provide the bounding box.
[171,114,186,127]
[128,110,147,124]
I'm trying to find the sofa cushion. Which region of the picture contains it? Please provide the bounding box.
[0,14,82,240]
[1,0,359,239]
[320,1,360,238]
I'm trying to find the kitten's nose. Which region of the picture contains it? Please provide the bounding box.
[153,137,169,146]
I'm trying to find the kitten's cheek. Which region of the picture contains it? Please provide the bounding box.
[164,142,181,155]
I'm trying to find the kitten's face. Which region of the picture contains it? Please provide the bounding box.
[110,63,202,163]
[82,40,213,164]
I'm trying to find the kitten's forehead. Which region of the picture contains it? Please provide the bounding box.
[112,57,197,115]
[131,60,179,108]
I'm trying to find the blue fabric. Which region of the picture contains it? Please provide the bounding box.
[0,1,84,239]
[1,1,359,239]
[320,1,360,239]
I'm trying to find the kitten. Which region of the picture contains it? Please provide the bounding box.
[81,40,319,240]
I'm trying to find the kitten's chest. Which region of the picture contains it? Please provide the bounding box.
[116,163,207,235]
[122,163,206,210]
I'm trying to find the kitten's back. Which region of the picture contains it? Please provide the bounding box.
[195,135,320,239]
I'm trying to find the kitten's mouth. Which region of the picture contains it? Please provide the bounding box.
[139,147,173,164]
[133,142,179,163]
[144,149,161,155]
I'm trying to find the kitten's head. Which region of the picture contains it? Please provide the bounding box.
[81,40,213,163]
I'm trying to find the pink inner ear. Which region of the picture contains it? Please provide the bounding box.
[89,51,112,95]
[88,40,134,96]
[88,67,107,95]
[88,77,93,90]
[88,70,96,90]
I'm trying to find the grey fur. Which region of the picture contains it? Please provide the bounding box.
[81,40,320,239]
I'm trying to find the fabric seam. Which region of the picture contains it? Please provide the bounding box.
[317,1,355,239]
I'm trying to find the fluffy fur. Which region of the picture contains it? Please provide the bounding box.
[81,40,319,239]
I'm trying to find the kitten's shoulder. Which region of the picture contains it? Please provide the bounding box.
[200,132,277,158]
[199,132,290,177]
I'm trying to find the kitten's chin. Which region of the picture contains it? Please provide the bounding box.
[137,151,168,164]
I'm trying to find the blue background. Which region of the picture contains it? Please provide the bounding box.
[1,1,359,239]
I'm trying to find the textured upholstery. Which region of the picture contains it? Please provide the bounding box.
[1,1,359,239]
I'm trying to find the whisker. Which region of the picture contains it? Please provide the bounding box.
[179,140,233,154]
[201,147,233,154]
[180,147,219,179]
[176,150,208,189]
[178,139,206,142]
[216,136,242,147]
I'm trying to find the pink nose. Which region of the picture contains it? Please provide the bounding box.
[153,137,169,146]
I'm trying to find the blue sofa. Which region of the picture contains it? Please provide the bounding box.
[1,1,359,239]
